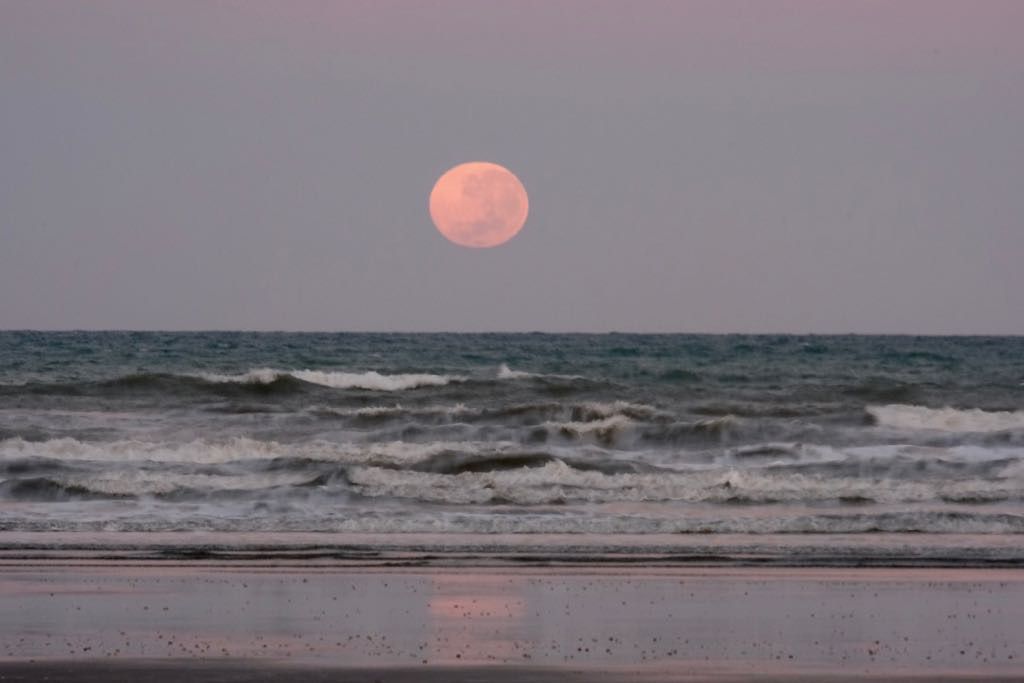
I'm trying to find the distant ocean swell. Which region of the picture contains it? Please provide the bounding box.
[5,364,1024,423]
[1,369,466,394]
[0,365,604,398]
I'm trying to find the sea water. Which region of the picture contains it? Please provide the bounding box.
[1,332,1022,540]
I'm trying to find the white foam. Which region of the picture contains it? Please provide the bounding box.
[197,368,282,384]
[352,403,475,417]
[292,370,459,391]
[346,461,983,506]
[197,368,462,391]
[496,364,584,382]
[61,470,315,497]
[9,506,1023,535]
[868,404,1024,433]
[0,436,523,468]
[497,363,534,380]
[574,401,661,420]
[694,415,738,430]
[0,436,296,465]
[544,417,630,444]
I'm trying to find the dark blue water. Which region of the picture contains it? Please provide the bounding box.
[1,332,1022,535]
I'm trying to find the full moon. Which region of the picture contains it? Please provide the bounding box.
[429,162,529,248]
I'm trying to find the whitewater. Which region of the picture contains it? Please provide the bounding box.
[1,331,1022,539]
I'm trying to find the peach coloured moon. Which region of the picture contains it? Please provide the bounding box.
[429,162,529,248]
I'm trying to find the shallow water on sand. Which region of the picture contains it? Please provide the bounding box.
[1,564,1022,680]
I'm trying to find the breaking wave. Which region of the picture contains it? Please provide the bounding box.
[497,363,588,383]
[0,436,526,468]
[497,363,534,380]
[868,404,1024,433]
[346,460,1024,506]
[307,400,665,433]
[199,368,463,391]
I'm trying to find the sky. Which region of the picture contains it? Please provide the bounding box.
[1,0,1022,334]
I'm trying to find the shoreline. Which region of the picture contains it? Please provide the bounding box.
[2,531,1023,568]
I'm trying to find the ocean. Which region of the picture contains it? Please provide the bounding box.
[1,331,1023,543]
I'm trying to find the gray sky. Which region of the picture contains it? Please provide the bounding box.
[1,1,1022,333]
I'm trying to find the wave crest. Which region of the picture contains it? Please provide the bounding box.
[867,404,1024,433]
[497,363,586,383]
[199,368,462,391]
[344,461,1024,507]
[497,363,534,380]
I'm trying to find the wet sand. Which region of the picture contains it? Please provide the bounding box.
[0,661,1022,683]
[1,559,1022,681]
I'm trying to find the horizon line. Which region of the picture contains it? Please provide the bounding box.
[1,328,1022,338]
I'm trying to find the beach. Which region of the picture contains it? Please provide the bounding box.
[2,332,1023,679]
[1,533,1023,681]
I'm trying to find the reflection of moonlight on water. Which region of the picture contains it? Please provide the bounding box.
[429,162,529,248]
